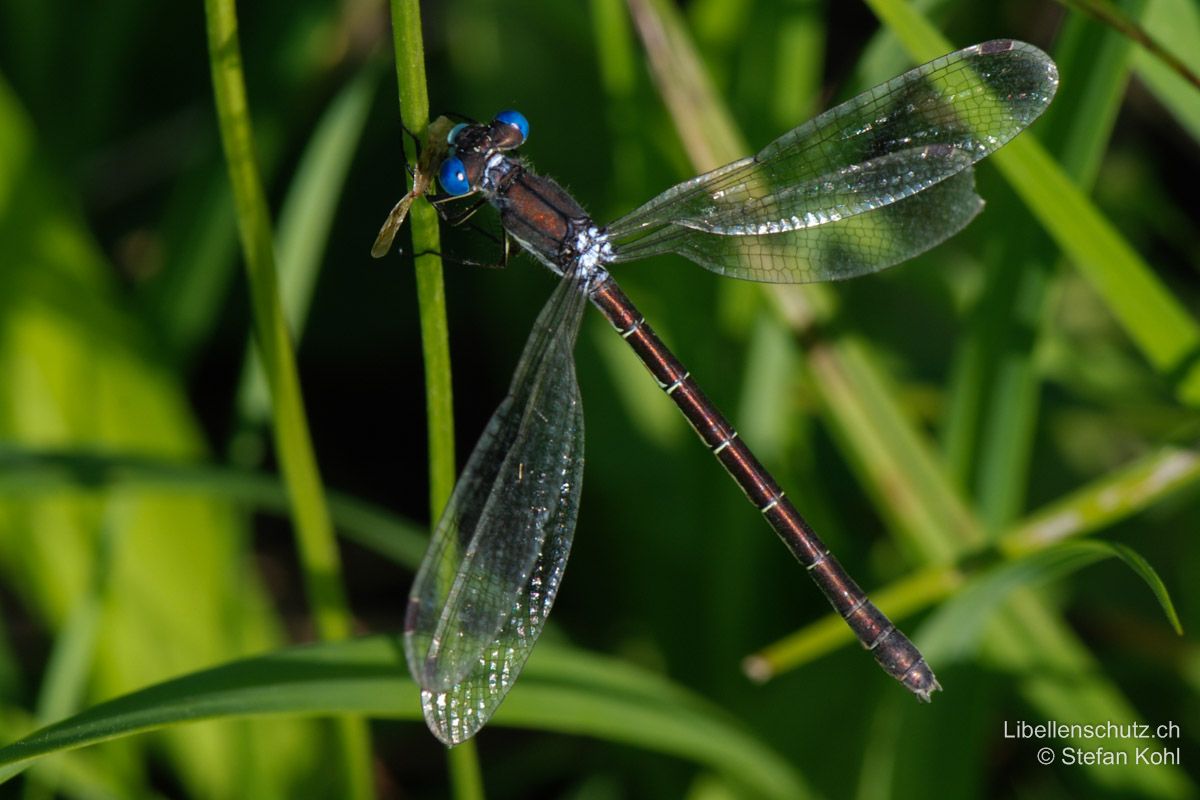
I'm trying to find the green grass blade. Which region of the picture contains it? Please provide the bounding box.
[202,0,371,795]
[384,0,480,791]
[1104,543,1184,634]
[0,638,812,800]
[2,707,151,800]
[0,638,414,786]
[388,0,456,519]
[204,0,352,649]
[921,540,1181,660]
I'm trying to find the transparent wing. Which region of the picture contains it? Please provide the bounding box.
[404,271,587,744]
[607,40,1058,283]
[418,512,574,745]
[613,161,983,283]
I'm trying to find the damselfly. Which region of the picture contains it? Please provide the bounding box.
[394,40,1058,745]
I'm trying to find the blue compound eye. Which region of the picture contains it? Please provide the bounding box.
[438,156,471,196]
[494,109,529,143]
[447,122,468,145]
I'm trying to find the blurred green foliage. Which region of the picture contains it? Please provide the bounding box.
[0,0,1197,797]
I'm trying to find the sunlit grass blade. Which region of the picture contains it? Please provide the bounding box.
[807,337,985,559]
[204,0,352,652]
[1002,437,1200,556]
[203,0,370,794]
[0,638,416,786]
[387,0,456,522]
[383,0,483,788]
[0,638,812,800]
[1,708,149,799]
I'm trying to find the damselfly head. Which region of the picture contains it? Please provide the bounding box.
[437,110,530,197]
